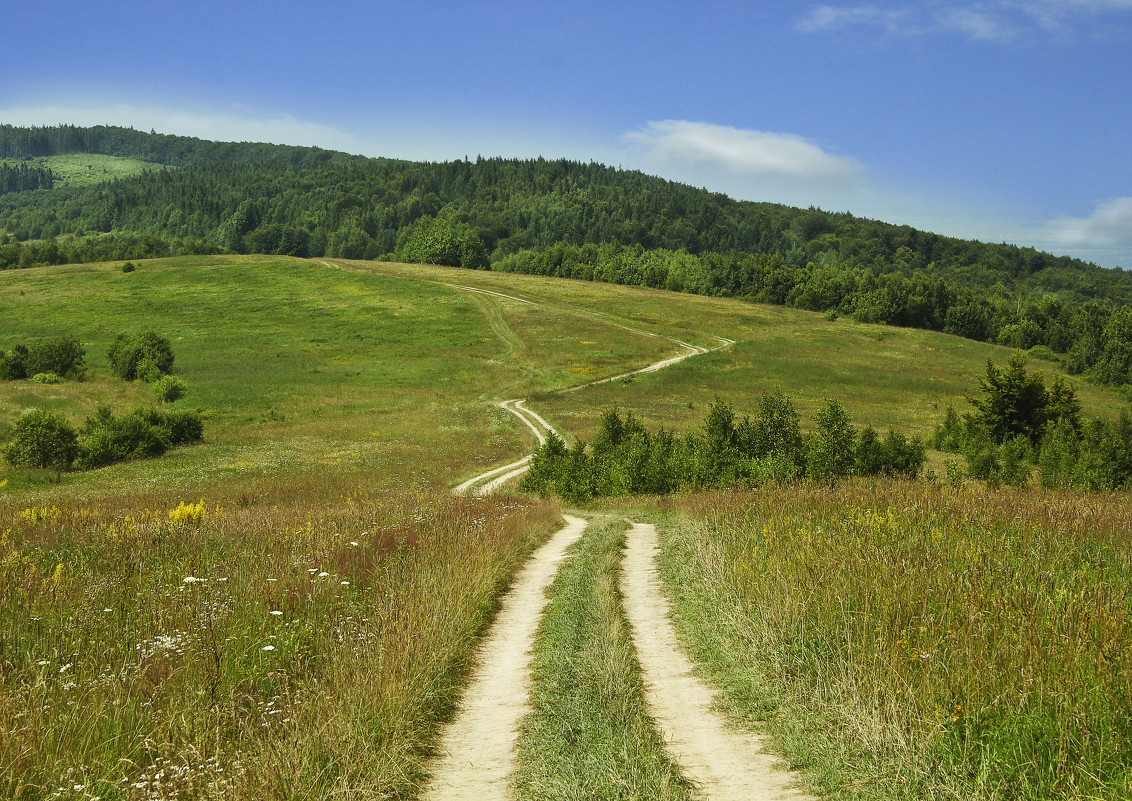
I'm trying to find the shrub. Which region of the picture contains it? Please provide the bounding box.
[29,372,64,384]
[107,329,174,381]
[0,345,29,380]
[162,409,204,445]
[3,409,79,475]
[153,375,187,403]
[25,334,86,380]
[1027,344,1060,363]
[80,408,170,467]
[807,399,857,482]
[121,261,136,273]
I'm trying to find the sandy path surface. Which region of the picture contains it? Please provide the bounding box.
[621,522,815,801]
[453,400,560,496]
[421,515,589,800]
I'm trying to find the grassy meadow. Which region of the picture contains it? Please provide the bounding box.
[2,255,1131,799]
[1,154,160,188]
[341,258,1125,443]
[602,482,1132,800]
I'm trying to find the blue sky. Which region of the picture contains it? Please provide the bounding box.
[3,0,1130,268]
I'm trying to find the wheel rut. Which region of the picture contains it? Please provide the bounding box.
[421,515,589,800]
[621,522,815,801]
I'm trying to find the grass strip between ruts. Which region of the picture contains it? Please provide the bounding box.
[513,516,692,800]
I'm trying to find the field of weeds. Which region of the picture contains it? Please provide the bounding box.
[650,481,1132,799]
[0,483,560,799]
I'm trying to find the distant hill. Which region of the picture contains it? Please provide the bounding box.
[1,124,1130,388]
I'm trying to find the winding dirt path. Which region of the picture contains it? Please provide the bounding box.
[621,522,815,801]
[324,261,807,798]
[421,515,589,801]
[446,282,733,495]
[452,400,560,496]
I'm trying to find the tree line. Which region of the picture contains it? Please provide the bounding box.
[0,163,54,195]
[930,354,1132,490]
[520,396,926,502]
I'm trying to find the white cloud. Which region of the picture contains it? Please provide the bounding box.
[796,4,914,34]
[0,102,366,153]
[938,8,1017,40]
[623,120,861,182]
[1046,197,1132,247]
[797,0,1132,41]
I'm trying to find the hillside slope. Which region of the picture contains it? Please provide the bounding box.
[1,125,1130,388]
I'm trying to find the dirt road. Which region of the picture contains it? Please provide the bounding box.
[421,515,589,800]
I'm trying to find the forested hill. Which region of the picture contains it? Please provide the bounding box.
[0,123,368,168]
[1,124,1131,388]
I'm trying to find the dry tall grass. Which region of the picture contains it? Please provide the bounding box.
[0,481,559,800]
[658,481,1132,799]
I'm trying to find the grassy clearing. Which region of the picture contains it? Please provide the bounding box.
[514,517,690,800]
[0,481,561,799]
[627,481,1132,800]
[1,154,160,188]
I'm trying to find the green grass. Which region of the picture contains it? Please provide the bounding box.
[514,517,690,800]
[1,153,160,187]
[631,483,1132,800]
[0,256,671,496]
[2,255,1131,800]
[346,260,1127,445]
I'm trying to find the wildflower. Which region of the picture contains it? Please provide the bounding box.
[269,610,283,616]
[348,541,359,547]
[340,580,350,585]
[59,663,72,673]
[317,571,329,578]
[183,576,200,584]
[262,645,275,651]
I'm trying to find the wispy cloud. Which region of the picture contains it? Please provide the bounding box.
[624,121,861,182]
[1045,197,1132,248]
[0,102,365,153]
[798,1,1132,42]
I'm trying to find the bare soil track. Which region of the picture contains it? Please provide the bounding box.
[621,522,815,801]
[420,515,589,801]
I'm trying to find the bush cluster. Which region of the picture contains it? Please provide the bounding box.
[0,335,86,381]
[930,354,1132,489]
[2,405,204,475]
[80,406,203,468]
[520,396,925,502]
[107,329,174,381]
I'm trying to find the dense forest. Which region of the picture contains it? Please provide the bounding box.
[1,124,1130,389]
[0,163,54,195]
